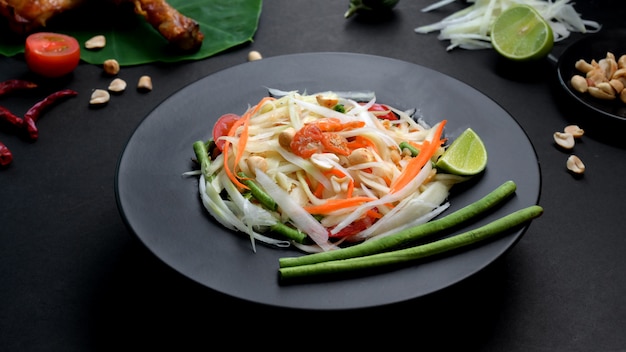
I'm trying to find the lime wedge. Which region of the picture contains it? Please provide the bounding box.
[436,128,487,176]
[491,5,554,61]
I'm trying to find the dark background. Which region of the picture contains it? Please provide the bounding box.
[2,1,625,350]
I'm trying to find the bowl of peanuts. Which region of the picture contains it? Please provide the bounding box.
[555,28,626,143]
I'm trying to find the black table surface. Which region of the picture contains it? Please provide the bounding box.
[2,1,626,350]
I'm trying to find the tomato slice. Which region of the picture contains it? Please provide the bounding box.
[361,102,398,120]
[25,32,81,78]
[212,113,240,151]
[330,212,378,238]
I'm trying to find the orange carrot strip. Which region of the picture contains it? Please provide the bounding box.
[314,181,325,198]
[366,209,383,219]
[222,97,275,189]
[303,197,376,215]
[346,179,355,198]
[323,168,355,197]
[324,168,347,178]
[348,135,379,155]
[389,120,447,193]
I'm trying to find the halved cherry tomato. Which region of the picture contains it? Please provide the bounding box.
[360,102,398,120]
[25,32,81,78]
[330,211,378,238]
[212,113,240,151]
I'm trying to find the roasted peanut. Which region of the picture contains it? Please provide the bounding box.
[330,175,351,194]
[103,59,120,75]
[247,50,262,61]
[566,155,585,174]
[599,56,618,80]
[618,55,626,69]
[347,148,375,165]
[575,59,594,73]
[572,52,626,104]
[85,35,106,49]
[90,89,110,105]
[316,94,339,108]
[137,75,152,91]
[570,75,588,93]
[108,78,127,93]
[609,78,624,93]
[246,155,267,175]
[588,83,616,100]
[554,132,575,149]
[278,127,296,149]
[564,125,584,138]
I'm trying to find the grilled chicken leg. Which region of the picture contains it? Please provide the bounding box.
[123,0,204,51]
[0,0,204,51]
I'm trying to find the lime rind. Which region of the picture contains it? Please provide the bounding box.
[435,128,487,176]
[491,4,554,61]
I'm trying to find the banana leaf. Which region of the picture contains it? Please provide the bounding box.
[0,0,262,66]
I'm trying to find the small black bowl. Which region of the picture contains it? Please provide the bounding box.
[553,28,626,145]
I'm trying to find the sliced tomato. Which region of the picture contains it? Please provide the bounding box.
[330,213,377,238]
[24,32,80,78]
[361,102,398,120]
[212,113,240,151]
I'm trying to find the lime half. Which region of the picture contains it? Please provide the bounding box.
[436,128,487,176]
[491,5,554,61]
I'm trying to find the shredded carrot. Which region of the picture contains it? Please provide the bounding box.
[314,181,325,198]
[382,174,392,187]
[222,97,275,189]
[408,140,423,149]
[303,196,376,215]
[347,135,377,151]
[324,168,347,178]
[346,179,355,198]
[366,209,383,219]
[323,168,355,197]
[389,120,447,193]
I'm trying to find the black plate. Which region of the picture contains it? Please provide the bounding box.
[115,52,541,310]
[555,29,626,141]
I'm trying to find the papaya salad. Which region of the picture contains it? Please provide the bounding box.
[187,90,470,253]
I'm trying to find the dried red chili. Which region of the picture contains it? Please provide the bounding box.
[0,106,23,128]
[0,140,12,166]
[23,88,78,140]
[0,79,37,96]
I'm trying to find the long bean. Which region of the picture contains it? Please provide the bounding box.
[279,180,518,268]
[279,205,543,281]
[270,223,308,243]
[238,172,277,211]
[192,140,211,179]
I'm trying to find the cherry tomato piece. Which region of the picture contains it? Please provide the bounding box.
[330,212,378,238]
[361,102,398,120]
[212,113,240,151]
[25,32,81,78]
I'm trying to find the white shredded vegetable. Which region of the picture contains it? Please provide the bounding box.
[190,91,470,252]
[415,0,602,51]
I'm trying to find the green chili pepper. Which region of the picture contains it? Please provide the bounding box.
[345,0,400,19]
